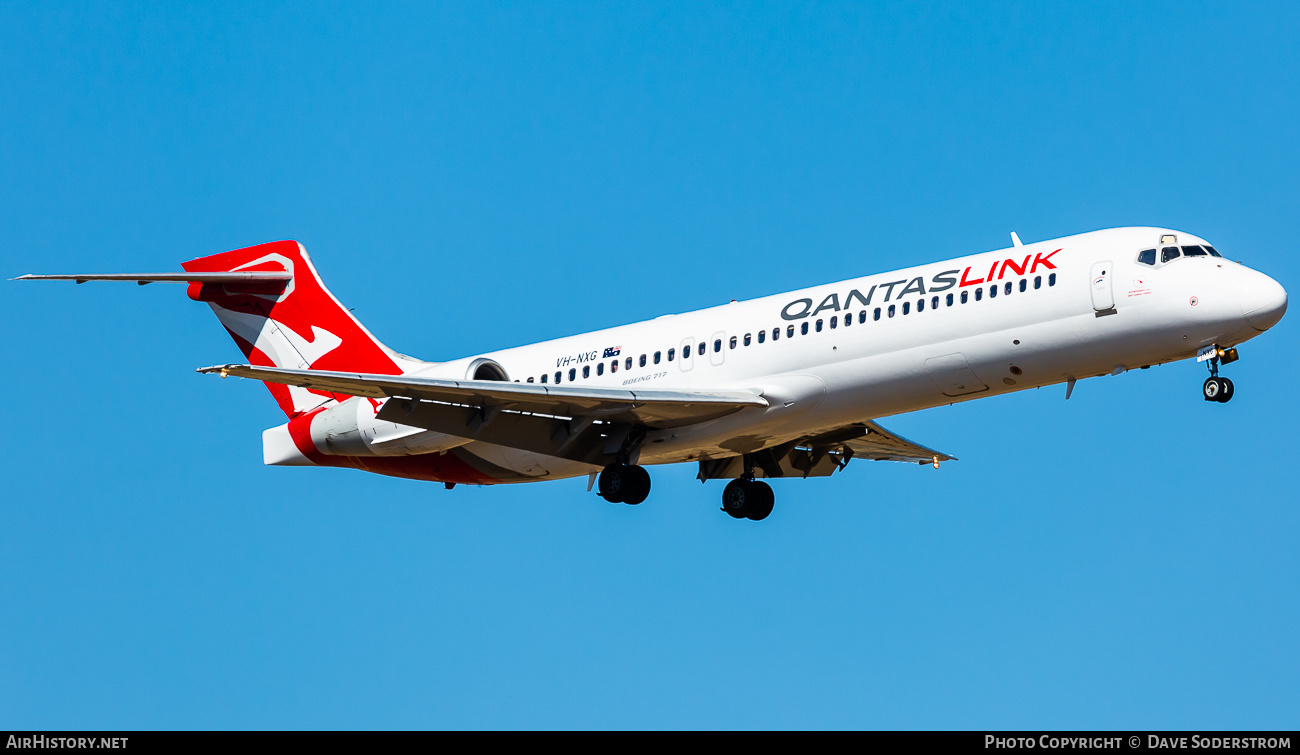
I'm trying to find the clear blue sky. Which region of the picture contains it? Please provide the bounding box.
[2,2,1297,729]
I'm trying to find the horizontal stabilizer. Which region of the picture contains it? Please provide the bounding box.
[198,363,768,429]
[14,272,291,286]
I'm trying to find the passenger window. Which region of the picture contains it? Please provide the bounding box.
[1034,276,1042,289]
[1182,245,1208,257]
[975,288,983,301]
[902,302,910,315]
[668,348,675,361]
[729,336,737,349]
[639,354,647,367]
[815,319,823,332]
[1019,279,1027,292]
[713,339,722,352]
[859,310,867,324]
[1205,245,1222,257]
[931,295,939,309]
[527,376,535,383]
[569,368,576,381]
[873,307,881,321]
[1137,249,1157,265]
[744,333,752,345]
[842,314,850,327]
[627,356,634,369]
[917,299,925,312]
[555,371,562,384]
[1049,273,1057,286]
[583,366,590,379]
[654,351,661,364]
[989,285,997,298]
[961,290,969,303]
[611,360,618,373]
[829,316,838,329]
[541,374,548,383]
[597,363,604,376]
[1161,246,1181,263]
[800,322,809,335]
[946,293,953,306]
[1005,282,1012,295]
[757,331,765,343]
[786,325,794,338]
[888,304,896,318]
[773,327,780,341]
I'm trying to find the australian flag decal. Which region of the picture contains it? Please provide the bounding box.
[602,346,621,358]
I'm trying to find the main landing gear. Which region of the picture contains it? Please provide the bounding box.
[1203,346,1239,404]
[721,478,775,521]
[598,463,651,505]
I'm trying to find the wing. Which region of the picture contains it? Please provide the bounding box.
[199,363,766,429]
[696,420,955,480]
[201,363,767,466]
[815,421,955,464]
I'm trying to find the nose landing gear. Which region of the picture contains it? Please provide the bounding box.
[1201,345,1238,403]
[1203,376,1234,403]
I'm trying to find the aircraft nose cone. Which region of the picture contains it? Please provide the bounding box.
[1241,272,1287,331]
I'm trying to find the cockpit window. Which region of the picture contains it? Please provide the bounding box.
[1205,245,1222,257]
[1137,249,1156,266]
[1182,245,1208,257]
[1161,246,1181,263]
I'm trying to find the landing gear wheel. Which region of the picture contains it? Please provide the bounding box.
[1203,377,1224,402]
[721,479,751,518]
[598,463,651,504]
[746,481,774,521]
[622,465,651,505]
[1216,377,1234,403]
[721,479,774,520]
[598,464,629,503]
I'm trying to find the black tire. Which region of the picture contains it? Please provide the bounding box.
[598,464,627,503]
[1217,377,1235,403]
[721,479,750,518]
[746,481,774,521]
[622,465,651,505]
[1203,377,1222,402]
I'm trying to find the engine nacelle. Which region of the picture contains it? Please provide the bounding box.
[262,397,468,465]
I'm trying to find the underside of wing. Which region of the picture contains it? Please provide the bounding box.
[696,420,956,480]
[826,421,956,464]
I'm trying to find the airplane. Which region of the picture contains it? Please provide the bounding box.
[17,226,1287,521]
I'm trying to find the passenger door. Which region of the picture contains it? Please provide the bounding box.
[1090,260,1115,313]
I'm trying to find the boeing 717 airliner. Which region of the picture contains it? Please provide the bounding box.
[19,227,1287,520]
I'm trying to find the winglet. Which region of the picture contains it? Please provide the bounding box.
[1010,232,1023,247]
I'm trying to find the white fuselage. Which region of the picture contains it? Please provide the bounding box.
[303,227,1286,482]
